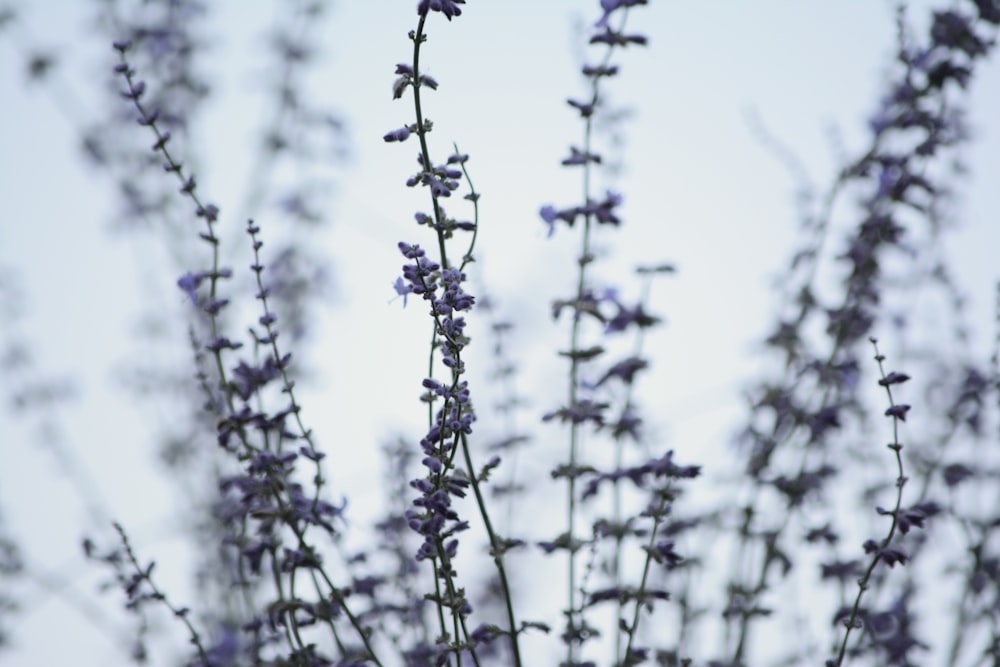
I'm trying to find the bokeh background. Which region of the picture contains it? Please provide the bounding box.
[1,1,998,665]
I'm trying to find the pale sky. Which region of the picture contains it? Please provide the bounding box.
[1,1,998,666]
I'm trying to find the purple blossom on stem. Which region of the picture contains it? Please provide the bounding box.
[383,126,411,142]
[177,271,202,305]
[417,0,466,21]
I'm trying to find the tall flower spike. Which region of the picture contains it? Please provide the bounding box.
[535,1,654,665]
[386,7,522,667]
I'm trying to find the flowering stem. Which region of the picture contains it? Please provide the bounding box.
[829,338,910,667]
[411,15,449,270]
[114,44,383,666]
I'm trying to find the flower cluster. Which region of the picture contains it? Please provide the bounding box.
[100,39,385,667]
[383,6,526,666]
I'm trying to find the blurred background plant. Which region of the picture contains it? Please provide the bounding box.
[0,1,998,666]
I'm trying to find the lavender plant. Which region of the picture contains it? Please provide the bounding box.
[383,3,526,663]
[1,1,999,667]
[1,1,346,658]
[702,5,1000,665]
[535,4,701,664]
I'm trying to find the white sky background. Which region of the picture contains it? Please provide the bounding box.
[1,1,999,666]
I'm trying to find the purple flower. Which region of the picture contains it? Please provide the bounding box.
[820,559,863,582]
[863,539,909,568]
[196,203,219,223]
[207,337,243,353]
[176,271,202,305]
[646,540,682,568]
[417,0,466,21]
[596,0,649,27]
[393,277,414,307]
[539,205,561,237]
[383,126,411,142]
[567,98,596,117]
[941,462,974,487]
[876,503,940,535]
[561,146,602,166]
[575,190,623,225]
[589,27,648,47]
[231,357,282,401]
[539,204,582,236]
[470,623,497,646]
[605,299,660,333]
[542,399,610,426]
[884,404,911,421]
[121,79,146,101]
[596,356,647,386]
[930,11,988,57]
[582,63,619,78]
[878,371,911,386]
